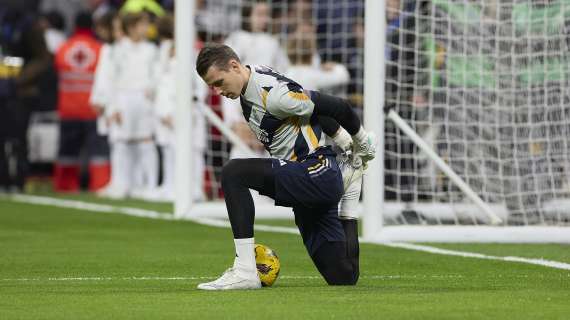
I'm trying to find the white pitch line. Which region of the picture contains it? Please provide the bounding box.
[3,194,299,235]
[1,276,209,281]
[380,242,570,271]
[3,194,570,272]
[2,274,569,282]
[0,275,450,282]
[0,275,338,282]
[5,194,175,220]
[0,275,471,282]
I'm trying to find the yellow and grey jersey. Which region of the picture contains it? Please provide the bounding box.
[240,65,326,161]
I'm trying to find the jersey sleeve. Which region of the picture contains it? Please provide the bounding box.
[266,82,315,119]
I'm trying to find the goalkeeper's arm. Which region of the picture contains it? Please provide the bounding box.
[311,91,375,159]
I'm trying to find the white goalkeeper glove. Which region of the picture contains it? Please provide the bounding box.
[352,127,377,164]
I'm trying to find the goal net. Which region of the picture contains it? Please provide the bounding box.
[375,0,570,239]
[177,0,570,241]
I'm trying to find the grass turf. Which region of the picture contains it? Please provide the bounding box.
[1,198,570,319]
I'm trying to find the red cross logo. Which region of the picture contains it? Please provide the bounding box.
[64,42,95,70]
[73,49,87,65]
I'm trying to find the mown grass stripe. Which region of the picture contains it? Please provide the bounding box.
[4,193,570,271]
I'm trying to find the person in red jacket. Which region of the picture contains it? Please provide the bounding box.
[53,12,110,192]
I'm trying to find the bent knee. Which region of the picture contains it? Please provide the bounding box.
[322,266,359,286]
[222,159,240,177]
[221,159,244,184]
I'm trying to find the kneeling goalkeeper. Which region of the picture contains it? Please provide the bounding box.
[195,44,376,290]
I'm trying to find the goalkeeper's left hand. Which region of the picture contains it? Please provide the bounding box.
[352,130,377,165]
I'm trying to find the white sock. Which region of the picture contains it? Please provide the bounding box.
[233,238,257,276]
[138,141,158,189]
[339,193,360,220]
[339,172,362,219]
[114,142,131,194]
[107,142,120,189]
[352,127,367,144]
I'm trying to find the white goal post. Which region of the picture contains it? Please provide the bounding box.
[175,0,570,243]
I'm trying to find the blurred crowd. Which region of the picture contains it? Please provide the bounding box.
[1,0,189,201]
[5,0,560,213]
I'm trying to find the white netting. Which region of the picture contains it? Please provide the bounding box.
[384,0,570,226]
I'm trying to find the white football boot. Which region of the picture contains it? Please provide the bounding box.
[197,267,261,291]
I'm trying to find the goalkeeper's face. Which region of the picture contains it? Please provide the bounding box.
[203,60,247,100]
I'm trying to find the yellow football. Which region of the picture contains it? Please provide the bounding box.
[255,244,281,287]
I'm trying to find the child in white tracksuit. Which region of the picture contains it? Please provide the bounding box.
[104,13,158,198]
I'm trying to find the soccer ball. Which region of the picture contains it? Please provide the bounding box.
[255,244,280,287]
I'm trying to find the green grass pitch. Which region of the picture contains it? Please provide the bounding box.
[1,195,569,319]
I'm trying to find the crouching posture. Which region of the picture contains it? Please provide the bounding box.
[195,44,375,290]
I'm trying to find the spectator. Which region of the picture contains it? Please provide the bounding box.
[225,0,289,72]
[39,11,67,54]
[120,0,166,42]
[347,16,364,108]
[270,0,313,36]
[0,8,51,191]
[285,22,350,91]
[314,0,363,63]
[37,10,65,114]
[53,11,110,192]
[93,10,115,43]
[40,0,88,34]
[120,0,165,17]
[195,0,241,42]
[91,0,117,22]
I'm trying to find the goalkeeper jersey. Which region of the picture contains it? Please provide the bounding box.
[240,65,325,161]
